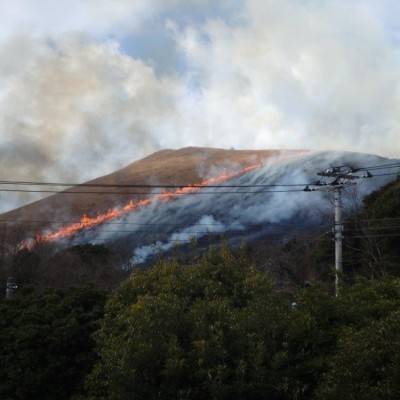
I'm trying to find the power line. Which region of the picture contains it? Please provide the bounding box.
[0,171,397,194]
[347,233,400,239]
[0,161,398,191]
[6,230,400,243]
[368,172,400,177]
[0,219,332,227]
[349,217,400,223]
[303,160,400,295]
[0,188,306,195]
[348,226,400,231]
[4,216,400,226]
[0,180,308,188]
[14,236,332,244]
[1,159,399,253]
[357,162,400,170]
[304,165,364,295]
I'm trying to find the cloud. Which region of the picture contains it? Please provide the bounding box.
[0,0,237,42]
[172,0,400,155]
[0,34,182,209]
[0,0,173,40]
[0,0,400,212]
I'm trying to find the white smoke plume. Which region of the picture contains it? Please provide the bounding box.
[65,151,398,265]
[132,215,226,264]
[0,1,400,212]
[127,151,398,264]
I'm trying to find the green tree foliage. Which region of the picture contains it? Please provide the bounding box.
[46,244,124,289]
[344,176,400,277]
[316,277,400,399]
[281,276,400,399]
[68,244,111,267]
[87,244,290,400]
[12,249,41,285]
[6,243,127,292]
[3,174,400,398]
[0,285,106,400]
[86,242,400,400]
[317,311,400,400]
[277,282,340,399]
[363,177,400,219]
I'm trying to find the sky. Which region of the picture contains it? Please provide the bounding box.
[0,0,400,212]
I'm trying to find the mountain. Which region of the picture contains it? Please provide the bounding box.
[1,147,399,264]
[2,147,281,225]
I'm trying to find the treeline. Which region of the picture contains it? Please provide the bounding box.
[86,245,400,399]
[0,176,400,398]
[1,245,400,399]
[0,242,129,297]
[0,285,106,399]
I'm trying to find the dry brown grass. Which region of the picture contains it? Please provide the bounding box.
[1,147,304,235]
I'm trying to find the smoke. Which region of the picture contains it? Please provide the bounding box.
[64,151,397,265]
[0,1,180,39]
[132,215,226,264]
[127,151,398,264]
[0,1,400,212]
[172,0,400,154]
[0,34,182,210]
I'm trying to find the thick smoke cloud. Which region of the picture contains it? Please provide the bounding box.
[0,35,181,211]
[0,0,399,212]
[172,0,400,154]
[132,215,226,264]
[68,151,397,265]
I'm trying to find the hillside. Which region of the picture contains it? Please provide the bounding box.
[1,147,398,268]
[1,147,285,233]
[1,146,399,295]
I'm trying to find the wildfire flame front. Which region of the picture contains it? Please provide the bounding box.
[34,164,261,244]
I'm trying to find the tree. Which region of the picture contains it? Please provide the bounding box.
[12,248,41,285]
[276,276,400,400]
[85,245,400,400]
[87,243,290,400]
[316,310,400,399]
[311,276,400,400]
[344,176,400,277]
[0,285,106,399]
[42,244,127,290]
[277,282,340,399]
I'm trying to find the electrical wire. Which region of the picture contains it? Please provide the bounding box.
[7,230,400,243]
[368,172,400,177]
[347,233,400,239]
[0,161,398,193]
[11,235,332,244]
[357,162,400,170]
[0,159,398,246]
[0,188,306,194]
[347,226,400,231]
[0,180,308,188]
[349,217,400,223]
[4,216,400,227]
[0,219,332,228]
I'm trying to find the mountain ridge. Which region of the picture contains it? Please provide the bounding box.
[2,147,398,260]
[1,147,297,234]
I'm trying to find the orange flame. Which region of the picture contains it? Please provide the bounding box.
[35,164,261,243]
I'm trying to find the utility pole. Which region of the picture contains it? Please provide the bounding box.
[304,165,372,296]
[334,187,342,293]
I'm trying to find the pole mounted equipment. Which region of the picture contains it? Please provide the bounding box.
[304,165,372,296]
